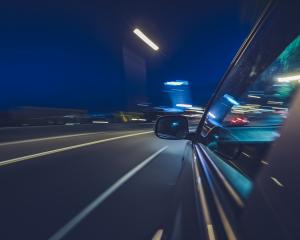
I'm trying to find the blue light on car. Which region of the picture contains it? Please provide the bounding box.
[224,94,240,106]
[208,112,216,119]
[171,122,179,127]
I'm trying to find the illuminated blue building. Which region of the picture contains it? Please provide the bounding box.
[163,80,192,109]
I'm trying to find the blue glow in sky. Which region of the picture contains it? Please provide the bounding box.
[0,1,264,112]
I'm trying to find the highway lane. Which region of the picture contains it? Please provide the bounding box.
[0,130,153,164]
[0,123,154,143]
[0,126,188,240]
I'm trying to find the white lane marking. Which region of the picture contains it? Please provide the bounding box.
[261,160,269,165]
[241,152,251,158]
[0,131,153,167]
[207,224,216,240]
[0,132,106,147]
[152,229,164,240]
[49,146,168,240]
[270,177,284,187]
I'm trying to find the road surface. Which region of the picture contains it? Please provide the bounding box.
[0,124,188,240]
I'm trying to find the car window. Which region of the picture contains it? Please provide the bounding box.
[200,30,300,199]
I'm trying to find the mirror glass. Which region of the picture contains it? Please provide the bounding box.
[155,116,189,140]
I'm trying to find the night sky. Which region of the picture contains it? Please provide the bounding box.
[0,0,267,112]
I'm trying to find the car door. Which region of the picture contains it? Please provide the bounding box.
[192,1,300,239]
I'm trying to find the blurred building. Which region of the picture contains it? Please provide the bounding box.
[122,47,147,111]
[163,80,192,109]
[0,106,88,127]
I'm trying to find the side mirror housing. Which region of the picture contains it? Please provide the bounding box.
[155,115,189,140]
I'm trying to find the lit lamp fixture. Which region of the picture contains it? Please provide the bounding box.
[133,28,159,51]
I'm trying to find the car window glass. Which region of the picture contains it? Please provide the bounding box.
[201,33,300,198]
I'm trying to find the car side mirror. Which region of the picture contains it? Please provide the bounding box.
[155,115,189,140]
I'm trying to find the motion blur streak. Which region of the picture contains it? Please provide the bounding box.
[277,74,300,82]
[49,146,168,240]
[0,131,153,167]
[0,132,104,147]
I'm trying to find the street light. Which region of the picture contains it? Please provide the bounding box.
[133,28,159,51]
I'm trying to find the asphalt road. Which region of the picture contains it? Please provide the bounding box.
[0,124,188,240]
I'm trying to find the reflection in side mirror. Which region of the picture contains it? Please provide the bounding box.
[155,115,189,140]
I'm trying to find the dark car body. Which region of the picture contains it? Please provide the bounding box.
[156,1,300,239]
